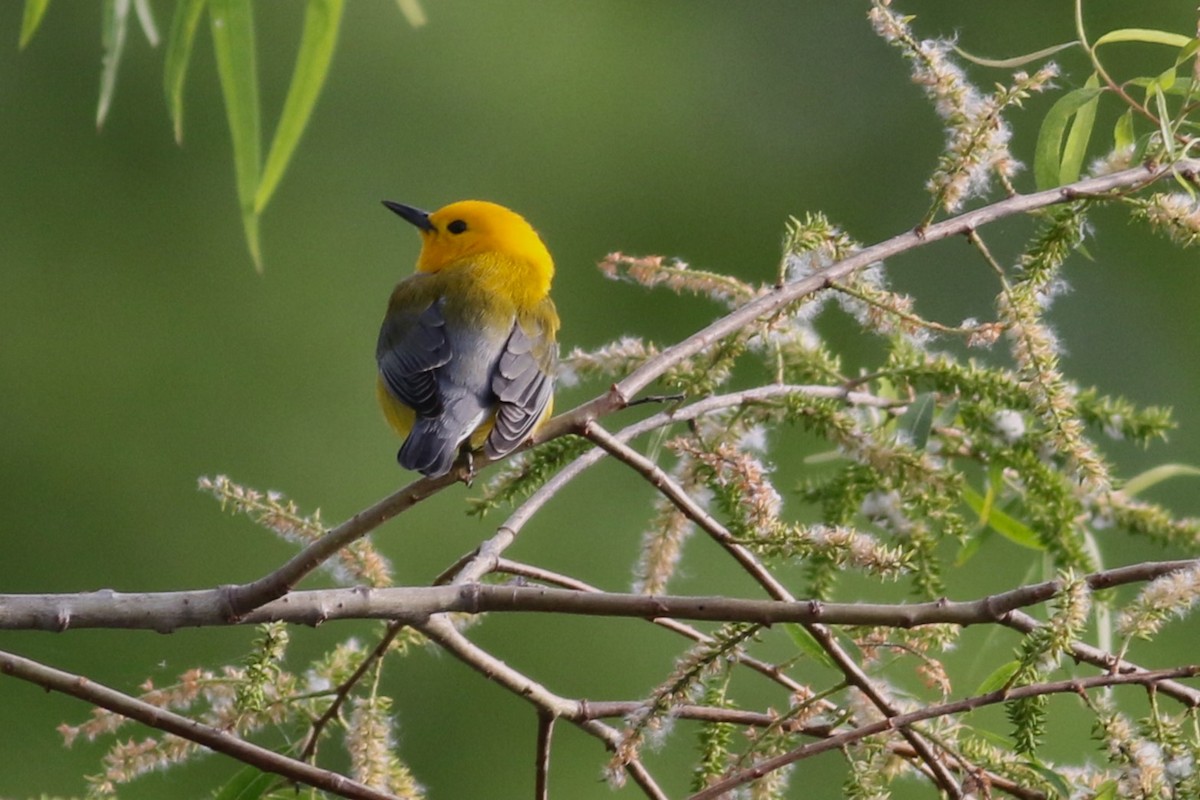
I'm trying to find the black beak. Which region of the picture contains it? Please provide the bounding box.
[382,201,435,231]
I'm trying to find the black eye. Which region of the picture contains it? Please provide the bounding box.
[446,219,468,234]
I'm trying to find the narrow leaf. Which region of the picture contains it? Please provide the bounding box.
[1026,761,1074,799]
[953,41,1077,69]
[213,766,274,800]
[1157,65,1178,93]
[1059,73,1100,185]
[962,486,1044,551]
[1094,28,1192,50]
[974,660,1021,694]
[1154,84,1173,157]
[1175,38,1200,67]
[896,392,935,450]
[19,0,52,49]
[133,0,160,46]
[97,0,132,130]
[1122,463,1200,497]
[954,526,990,566]
[164,0,208,144]
[210,0,263,269]
[1113,109,1135,151]
[784,624,837,670]
[1130,75,1197,97]
[255,0,344,213]
[1033,86,1105,190]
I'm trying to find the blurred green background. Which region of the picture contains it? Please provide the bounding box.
[2,2,1198,798]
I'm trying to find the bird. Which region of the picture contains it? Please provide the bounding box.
[376,199,559,478]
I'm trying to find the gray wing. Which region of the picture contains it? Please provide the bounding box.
[484,321,556,460]
[376,301,450,418]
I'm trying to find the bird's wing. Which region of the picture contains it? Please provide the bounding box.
[376,296,451,418]
[485,301,559,459]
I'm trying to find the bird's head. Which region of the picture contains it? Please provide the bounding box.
[383,200,554,288]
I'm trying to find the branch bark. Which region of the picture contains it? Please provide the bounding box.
[687,664,1200,800]
[0,558,1185,630]
[0,648,400,800]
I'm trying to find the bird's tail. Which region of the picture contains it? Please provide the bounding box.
[398,418,462,478]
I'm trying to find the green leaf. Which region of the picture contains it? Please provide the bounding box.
[1154,83,1173,157]
[1175,38,1200,67]
[213,766,275,800]
[97,0,133,130]
[1130,75,1197,97]
[896,392,935,450]
[1157,65,1178,93]
[954,526,989,566]
[19,0,52,49]
[1059,73,1100,185]
[784,624,837,670]
[1092,779,1119,800]
[1113,109,1135,151]
[164,0,208,144]
[1034,86,1105,190]
[962,485,1044,551]
[1026,760,1074,799]
[1122,463,1200,497]
[975,660,1021,694]
[210,0,263,270]
[1094,28,1193,50]
[255,0,344,214]
[953,40,1077,69]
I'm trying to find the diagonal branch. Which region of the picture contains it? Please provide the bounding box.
[0,648,400,800]
[415,615,669,800]
[687,664,1200,800]
[579,420,965,797]
[538,159,1199,443]
[1002,608,1200,708]
[218,159,1197,620]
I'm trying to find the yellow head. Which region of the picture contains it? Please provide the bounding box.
[383,199,554,299]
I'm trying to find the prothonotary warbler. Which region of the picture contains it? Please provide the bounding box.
[376,200,559,478]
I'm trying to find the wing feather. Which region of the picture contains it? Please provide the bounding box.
[376,301,450,417]
[485,315,556,459]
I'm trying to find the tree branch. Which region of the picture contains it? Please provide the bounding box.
[579,420,964,796]
[1,560,1191,633]
[687,664,1200,800]
[215,159,1197,623]
[1002,608,1200,708]
[415,615,669,800]
[538,159,1198,443]
[0,648,400,800]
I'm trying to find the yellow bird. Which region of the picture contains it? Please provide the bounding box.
[376,200,559,478]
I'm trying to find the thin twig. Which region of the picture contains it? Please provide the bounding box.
[535,711,554,800]
[582,420,793,600]
[1002,608,1200,708]
[416,615,669,800]
[298,621,410,762]
[0,648,400,800]
[218,160,1196,621]
[688,664,1200,800]
[493,558,823,702]
[536,159,1197,448]
[224,472,457,616]
[580,420,964,797]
